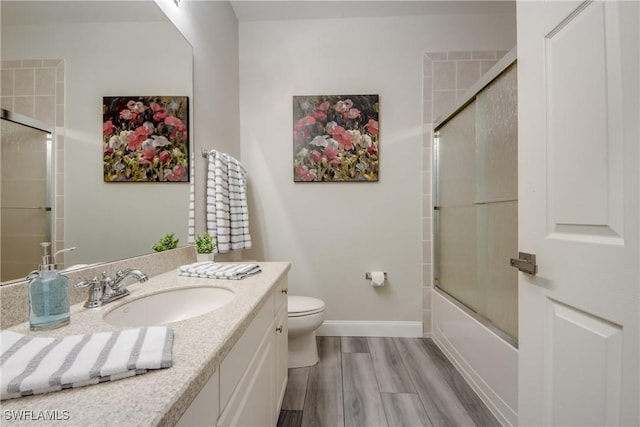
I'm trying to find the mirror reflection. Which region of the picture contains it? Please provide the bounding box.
[1,110,53,281]
[0,1,193,284]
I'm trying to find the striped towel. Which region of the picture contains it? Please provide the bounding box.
[1,327,173,401]
[206,150,252,253]
[188,148,195,244]
[178,262,261,280]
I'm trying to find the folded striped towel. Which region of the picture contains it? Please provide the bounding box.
[1,327,173,400]
[178,262,261,280]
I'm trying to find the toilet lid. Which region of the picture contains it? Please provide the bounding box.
[288,296,325,317]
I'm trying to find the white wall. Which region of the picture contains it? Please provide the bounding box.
[3,21,192,266]
[155,0,240,253]
[239,14,515,330]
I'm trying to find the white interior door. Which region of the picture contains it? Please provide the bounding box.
[517,1,639,426]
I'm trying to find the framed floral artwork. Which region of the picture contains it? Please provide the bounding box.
[293,94,379,182]
[103,96,189,182]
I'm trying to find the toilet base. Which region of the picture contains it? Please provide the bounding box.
[288,331,319,369]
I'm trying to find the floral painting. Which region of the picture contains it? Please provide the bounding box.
[293,94,379,182]
[103,96,189,182]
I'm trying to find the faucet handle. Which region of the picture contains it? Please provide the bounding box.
[75,277,99,288]
[75,277,102,309]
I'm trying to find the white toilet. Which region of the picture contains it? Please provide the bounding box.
[287,296,326,369]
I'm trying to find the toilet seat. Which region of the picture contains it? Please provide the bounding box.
[288,296,325,317]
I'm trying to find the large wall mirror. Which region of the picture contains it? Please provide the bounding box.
[1,1,193,284]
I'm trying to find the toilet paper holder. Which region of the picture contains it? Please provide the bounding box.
[365,272,387,280]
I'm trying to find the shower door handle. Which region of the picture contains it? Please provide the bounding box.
[510,252,538,275]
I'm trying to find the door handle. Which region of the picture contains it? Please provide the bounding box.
[510,252,538,275]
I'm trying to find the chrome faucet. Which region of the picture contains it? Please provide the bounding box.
[76,268,148,308]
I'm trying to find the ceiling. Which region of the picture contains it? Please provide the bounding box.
[1,1,167,26]
[1,1,515,26]
[230,0,516,22]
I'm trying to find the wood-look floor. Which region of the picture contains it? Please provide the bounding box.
[277,337,500,427]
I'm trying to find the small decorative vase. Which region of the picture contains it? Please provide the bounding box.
[196,252,214,262]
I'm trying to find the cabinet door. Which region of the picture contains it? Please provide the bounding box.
[220,295,274,412]
[176,370,220,426]
[274,306,288,417]
[218,333,275,427]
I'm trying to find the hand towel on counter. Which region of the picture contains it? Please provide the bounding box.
[1,326,173,400]
[206,150,252,253]
[178,262,261,280]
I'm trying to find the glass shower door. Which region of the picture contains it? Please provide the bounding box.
[436,103,479,311]
[0,110,53,282]
[434,64,518,342]
[475,65,518,339]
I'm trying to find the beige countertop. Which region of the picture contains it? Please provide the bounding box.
[1,261,291,427]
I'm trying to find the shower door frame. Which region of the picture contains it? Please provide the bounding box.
[1,108,54,281]
[432,49,518,346]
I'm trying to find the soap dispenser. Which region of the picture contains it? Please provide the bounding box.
[27,243,76,331]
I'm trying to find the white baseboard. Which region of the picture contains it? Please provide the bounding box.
[316,320,423,337]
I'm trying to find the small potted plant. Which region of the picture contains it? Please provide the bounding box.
[194,232,216,262]
[152,233,179,252]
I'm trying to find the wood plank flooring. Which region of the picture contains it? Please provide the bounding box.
[277,336,500,427]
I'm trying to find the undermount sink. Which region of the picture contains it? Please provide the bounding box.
[103,286,235,327]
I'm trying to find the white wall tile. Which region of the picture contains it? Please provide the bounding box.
[448,51,472,60]
[456,60,482,90]
[1,69,14,96]
[433,61,456,90]
[35,68,56,95]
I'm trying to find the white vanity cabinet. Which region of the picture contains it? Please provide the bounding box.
[179,275,288,426]
[218,276,288,426]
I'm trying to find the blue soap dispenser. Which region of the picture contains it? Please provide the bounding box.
[27,243,76,331]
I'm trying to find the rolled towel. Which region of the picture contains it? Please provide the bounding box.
[1,327,173,400]
[178,262,261,280]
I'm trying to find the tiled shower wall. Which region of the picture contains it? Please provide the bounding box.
[422,51,507,337]
[1,59,66,272]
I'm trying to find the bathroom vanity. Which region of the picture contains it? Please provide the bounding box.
[179,268,289,426]
[1,261,290,426]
